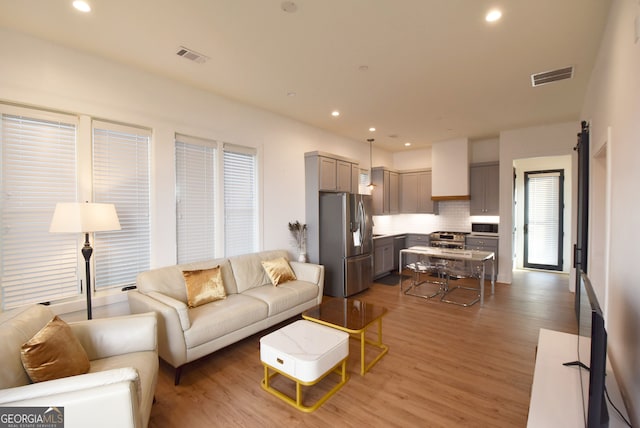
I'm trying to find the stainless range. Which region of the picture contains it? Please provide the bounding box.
[429,231,469,249]
[429,231,469,278]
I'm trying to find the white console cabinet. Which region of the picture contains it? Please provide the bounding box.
[527,329,629,428]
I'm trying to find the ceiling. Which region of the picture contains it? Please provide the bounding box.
[0,0,611,151]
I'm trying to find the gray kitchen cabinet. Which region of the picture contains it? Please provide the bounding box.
[336,160,353,192]
[400,169,434,214]
[371,167,399,215]
[319,156,337,190]
[306,152,359,193]
[374,236,394,278]
[465,235,499,278]
[392,235,406,271]
[469,162,499,215]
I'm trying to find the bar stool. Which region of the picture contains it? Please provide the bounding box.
[402,259,448,299]
[440,260,481,307]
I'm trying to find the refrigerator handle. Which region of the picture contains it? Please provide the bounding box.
[358,200,365,246]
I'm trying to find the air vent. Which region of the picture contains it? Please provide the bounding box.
[531,66,574,87]
[176,46,209,64]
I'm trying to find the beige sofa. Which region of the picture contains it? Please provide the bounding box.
[128,249,324,384]
[0,304,158,428]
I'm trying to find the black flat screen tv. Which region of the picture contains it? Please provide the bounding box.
[566,270,609,428]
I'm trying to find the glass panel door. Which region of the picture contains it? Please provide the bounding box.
[524,170,564,271]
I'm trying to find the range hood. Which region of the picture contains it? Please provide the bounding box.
[431,137,470,201]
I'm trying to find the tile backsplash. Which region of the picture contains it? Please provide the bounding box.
[373,200,497,235]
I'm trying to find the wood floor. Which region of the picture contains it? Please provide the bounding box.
[149,269,576,428]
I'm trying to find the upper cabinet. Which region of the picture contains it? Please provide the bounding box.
[371,167,399,215]
[318,156,337,190]
[307,152,359,193]
[400,169,435,214]
[469,162,499,215]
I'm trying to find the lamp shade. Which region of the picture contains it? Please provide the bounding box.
[50,202,121,233]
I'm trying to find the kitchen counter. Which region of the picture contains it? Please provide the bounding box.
[373,233,406,239]
[375,232,500,239]
[399,246,495,306]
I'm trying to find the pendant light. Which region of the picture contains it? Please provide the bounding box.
[367,138,376,190]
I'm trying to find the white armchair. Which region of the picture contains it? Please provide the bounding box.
[0,305,158,428]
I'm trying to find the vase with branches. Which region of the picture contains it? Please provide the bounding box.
[288,221,307,262]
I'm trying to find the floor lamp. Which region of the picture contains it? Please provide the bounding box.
[49,202,121,320]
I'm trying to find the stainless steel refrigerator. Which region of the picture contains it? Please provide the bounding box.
[319,192,373,297]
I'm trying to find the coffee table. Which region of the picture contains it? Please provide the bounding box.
[302,298,389,376]
[260,320,349,412]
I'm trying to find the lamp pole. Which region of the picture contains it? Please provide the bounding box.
[81,232,93,320]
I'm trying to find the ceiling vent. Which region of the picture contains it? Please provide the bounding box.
[176,46,209,64]
[531,66,574,87]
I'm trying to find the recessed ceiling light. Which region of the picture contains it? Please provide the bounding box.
[369,127,376,132]
[331,111,340,117]
[404,142,412,147]
[73,0,91,12]
[486,9,502,22]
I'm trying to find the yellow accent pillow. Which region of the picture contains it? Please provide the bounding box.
[20,315,90,383]
[261,257,297,286]
[183,266,227,308]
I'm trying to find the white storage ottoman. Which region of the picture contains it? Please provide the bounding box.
[260,320,349,412]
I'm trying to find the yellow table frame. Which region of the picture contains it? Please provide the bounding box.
[302,314,389,376]
[261,358,348,412]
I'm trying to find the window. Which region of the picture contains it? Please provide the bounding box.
[359,168,370,194]
[175,138,258,261]
[92,121,151,289]
[1,109,79,309]
[223,144,258,256]
[175,135,217,263]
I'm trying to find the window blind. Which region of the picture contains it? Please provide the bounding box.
[175,134,217,263]
[1,111,79,309]
[223,144,258,256]
[359,169,370,194]
[92,121,150,289]
[526,172,561,266]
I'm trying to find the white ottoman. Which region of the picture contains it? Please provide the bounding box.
[260,320,349,412]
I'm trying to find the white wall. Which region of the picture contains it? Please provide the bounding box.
[580,0,640,422]
[392,147,432,170]
[470,137,500,163]
[0,28,378,266]
[390,138,499,171]
[499,121,578,284]
[513,156,573,273]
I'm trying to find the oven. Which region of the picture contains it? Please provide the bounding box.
[429,231,467,249]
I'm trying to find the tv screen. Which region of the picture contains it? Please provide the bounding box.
[575,271,609,428]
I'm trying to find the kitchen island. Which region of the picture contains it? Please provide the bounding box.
[399,246,495,306]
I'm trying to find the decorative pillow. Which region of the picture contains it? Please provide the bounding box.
[183,266,227,308]
[261,257,297,286]
[20,315,90,383]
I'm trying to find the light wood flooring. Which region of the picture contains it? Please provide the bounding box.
[149,269,576,428]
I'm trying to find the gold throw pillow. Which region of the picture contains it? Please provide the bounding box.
[21,315,90,383]
[183,266,227,308]
[261,257,297,286]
